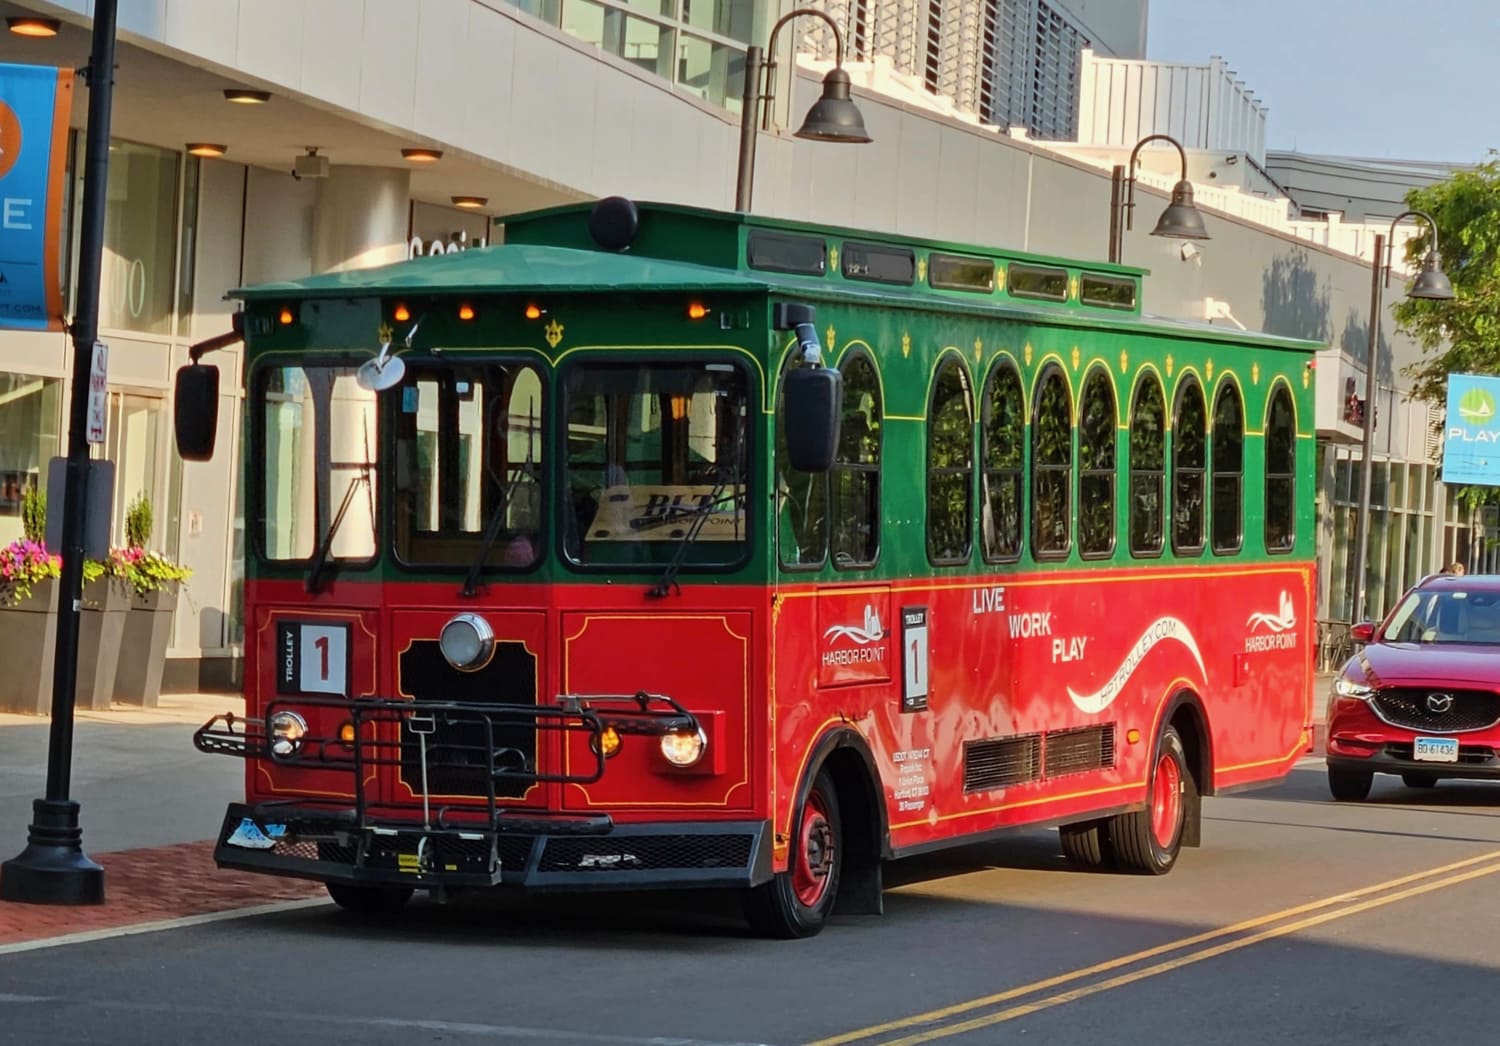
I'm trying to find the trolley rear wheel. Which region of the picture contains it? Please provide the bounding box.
[1110,725,1191,875]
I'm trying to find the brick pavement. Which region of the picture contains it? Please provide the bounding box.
[0,840,324,948]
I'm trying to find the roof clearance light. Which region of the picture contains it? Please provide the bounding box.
[524,304,543,320]
[278,307,295,325]
[687,302,709,320]
[458,304,476,321]
[393,304,410,322]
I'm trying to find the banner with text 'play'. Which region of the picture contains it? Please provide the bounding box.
[1443,373,1500,486]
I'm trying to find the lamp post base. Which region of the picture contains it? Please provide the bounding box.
[0,799,105,905]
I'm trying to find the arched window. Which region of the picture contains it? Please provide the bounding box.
[1212,383,1244,555]
[1078,367,1117,558]
[1172,377,1206,555]
[1031,365,1072,558]
[1129,373,1166,556]
[927,357,974,565]
[981,361,1025,562]
[1264,385,1296,553]
[832,353,881,568]
[776,356,828,570]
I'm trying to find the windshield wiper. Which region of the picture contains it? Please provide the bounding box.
[646,413,745,601]
[460,468,531,598]
[307,472,370,594]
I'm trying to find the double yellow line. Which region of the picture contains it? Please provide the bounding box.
[810,849,1500,1046]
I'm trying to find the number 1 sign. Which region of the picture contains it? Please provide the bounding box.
[901,606,929,712]
[275,620,351,696]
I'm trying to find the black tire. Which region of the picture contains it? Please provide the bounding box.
[1111,725,1191,875]
[744,769,842,939]
[1328,766,1373,801]
[1402,772,1438,789]
[1059,819,1113,870]
[325,882,414,915]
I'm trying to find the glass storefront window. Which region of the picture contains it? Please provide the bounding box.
[85,140,181,336]
[0,374,62,546]
[677,33,747,110]
[681,0,753,43]
[564,0,674,79]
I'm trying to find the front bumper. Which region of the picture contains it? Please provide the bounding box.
[213,802,774,892]
[1326,694,1500,779]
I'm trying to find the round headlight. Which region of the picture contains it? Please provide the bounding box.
[660,726,707,768]
[439,613,495,671]
[268,711,308,759]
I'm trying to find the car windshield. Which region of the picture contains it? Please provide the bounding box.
[1385,588,1500,645]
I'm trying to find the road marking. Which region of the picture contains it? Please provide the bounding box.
[809,848,1500,1046]
[0,897,329,956]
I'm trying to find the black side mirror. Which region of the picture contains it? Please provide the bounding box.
[783,365,842,472]
[174,363,220,461]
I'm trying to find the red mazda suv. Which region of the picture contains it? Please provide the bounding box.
[1327,573,1500,801]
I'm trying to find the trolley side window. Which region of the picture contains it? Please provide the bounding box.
[1212,383,1245,555]
[1172,377,1207,556]
[1078,366,1117,559]
[1128,372,1166,557]
[1265,384,1296,553]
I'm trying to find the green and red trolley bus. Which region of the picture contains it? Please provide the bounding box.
[180,197,1317,937]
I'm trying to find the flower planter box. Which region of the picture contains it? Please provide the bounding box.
[0,578,58,715]
[75,577,130,711]
[113,584,178,707]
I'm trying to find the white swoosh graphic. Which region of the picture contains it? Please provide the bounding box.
[823,625,883,645]
[1067,616,1208,714]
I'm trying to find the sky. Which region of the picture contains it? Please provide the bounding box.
[1144,0,1495,164]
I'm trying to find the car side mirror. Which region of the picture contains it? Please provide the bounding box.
[1350,622,1375,644]
[783,365,842,472]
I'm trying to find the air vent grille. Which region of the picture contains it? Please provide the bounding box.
[963,734,1041,792]
[1045,724,1116,777]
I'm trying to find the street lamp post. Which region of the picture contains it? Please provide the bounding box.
[734,7,872,213]
[0,0,119,905]
[1107,133,1211,265]
[1350,210,1454,625]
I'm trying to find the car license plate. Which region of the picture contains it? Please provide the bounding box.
[1413,736,1459,763]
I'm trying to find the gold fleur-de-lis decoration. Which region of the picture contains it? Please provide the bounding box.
[1068,276,1079,300]
[378,322,393,345]
[996,267,1006,291]
[1071,346,1081,370]
[973,337,983,362]
[918,257,928,281]
[544,319,564,348]
[1303,363,1311,389]
[1205,359,1214,382]
[1119,349,1129,373]
[1252,362,1260,385]
[1024,342,1033,366]
[1166,353,1174,376]
[826,325,836,350]
[901,332,911,359]
[829,245,839,271]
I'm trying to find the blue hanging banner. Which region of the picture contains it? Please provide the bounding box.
[0,63,73,331]
[1443,373,1500,486]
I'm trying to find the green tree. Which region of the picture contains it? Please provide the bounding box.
[1396,153,1500,405]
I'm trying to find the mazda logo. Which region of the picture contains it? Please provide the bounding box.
[1427,692,1455,714]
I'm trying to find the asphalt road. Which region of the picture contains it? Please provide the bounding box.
[3,757,1500,1045]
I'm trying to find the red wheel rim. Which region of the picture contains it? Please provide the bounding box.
[1150,752,1183,849]
[792,789,835,908]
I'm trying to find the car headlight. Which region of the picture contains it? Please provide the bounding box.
[268,711,308,758]
[439,613,495,672]
[1333,677,1376,700]
[660,726,707,768]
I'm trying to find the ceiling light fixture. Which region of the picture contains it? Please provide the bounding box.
[223,89,271,104]
[7,16,61,36]
[186,143,228,158]
[401,148,443,163]
[451,196,488,210]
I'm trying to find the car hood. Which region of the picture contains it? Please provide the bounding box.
[1355,642,1500,688]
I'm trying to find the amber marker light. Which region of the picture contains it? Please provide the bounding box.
[524,304,543,320]
[338,722,356,748]
[687,302,709,320]
[458,303,476,321]
[593,726,622,759]
[278,307,295,325]
[393,304,410,322]
[7,17,60,37]
[1126,728,1142,745]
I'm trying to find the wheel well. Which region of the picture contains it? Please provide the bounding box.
[1168,695,1212,796]
[818,743,885,916]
